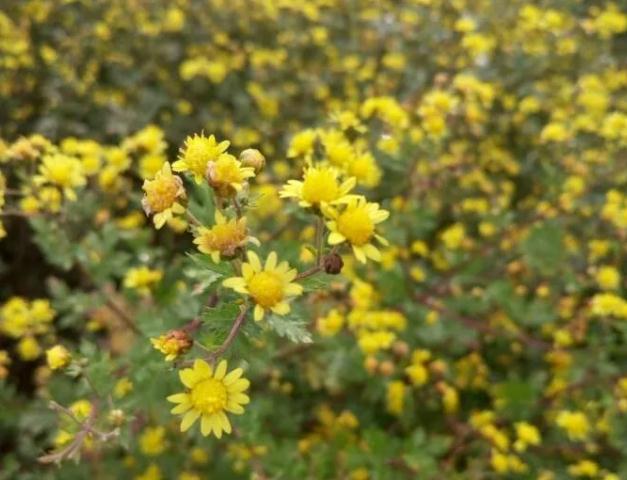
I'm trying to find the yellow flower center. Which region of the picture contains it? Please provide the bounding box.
[190,378,228,414]
[247,271,284,308]
[337,205,374,246]
[145,177,180,213]
[200,222,246,255]
[301,169,340,205]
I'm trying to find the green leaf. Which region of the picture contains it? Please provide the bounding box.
[30,217,75,270]
[520,221,564,275]
[266,314,313,344]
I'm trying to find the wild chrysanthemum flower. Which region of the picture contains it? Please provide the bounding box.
[223,251,303,321]
[141,162,186,229]
[167,359,250,438]
[151,330,192,361]
[34,153,86,201]
[280,165,356,209]
[323,196,389,263]
[193,211,258,262]
[123,266,163,294]
[46,345,71,370]
[206,154,255,197]
[173,133,230,184]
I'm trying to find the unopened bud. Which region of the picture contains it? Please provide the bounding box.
[239,148,265,173]
[323,253,343,274]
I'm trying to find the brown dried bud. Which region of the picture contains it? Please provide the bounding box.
[322,253,343,274]
[392,341,409,358]
[239,148,265,173]
[379,360,395,376]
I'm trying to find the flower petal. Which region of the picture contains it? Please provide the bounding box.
[223,368,243,386]
[179,368,196,388]
[194,359,212,377]
[247,251,262,271]
[254,304,265,322]
[180,410,200,432]
[214,360,227,380]
[265,251,277,270]
[328,232,346,245]
[167,393,188,403]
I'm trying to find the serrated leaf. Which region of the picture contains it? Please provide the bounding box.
[266,314,313,344]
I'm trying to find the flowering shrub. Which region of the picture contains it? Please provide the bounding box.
[1,1,627,479]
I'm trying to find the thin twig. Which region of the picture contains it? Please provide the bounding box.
[296,265,322,280]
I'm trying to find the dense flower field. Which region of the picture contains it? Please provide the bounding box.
[1,1,626,479]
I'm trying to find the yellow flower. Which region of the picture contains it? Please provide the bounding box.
[193,211,257,263]
[139,426,167,456]
[135,463,162,480]
[324,196,389,263]
[46,345,71,370]
[316,309,345,336]
[141,162,186,229]
[568,460,599,477]
[173,133,230,184]
[167,359,250,438]
[34,153,86,201]
[123,266,163,294]
[556,410,590,441]
[440,223,466,250]
[206,154,255,197]
[280,165,356,209]
[514,421,541,452]
[223,251,303,321]
[287,129,317,158]
[151,330,192,361]
[17,336,41,361]
[386,380,406,416]
[596,266,621,290]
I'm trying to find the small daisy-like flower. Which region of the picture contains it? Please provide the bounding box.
[123,266,163,294]
[46,345,72,370]
[151,330,192,361]
[141,162,186,229]
[280,165,356,209]
[223,251,303,321]
[193,210,258,263]
[173,133,230,184]
[167,359,250,438]
[323,196,389,263]
[206,154,255,197]
[34,153,86,201]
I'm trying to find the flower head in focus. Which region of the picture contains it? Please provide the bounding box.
[173,133,230,183]
[280,165,356,209]
[323,196,389,263]
[193,210,258,263]
[223,251,303,321]
[142,162,186,229]
[206,154,255,197]
[168,359,250,438]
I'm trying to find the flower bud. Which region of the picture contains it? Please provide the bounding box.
[239,148,265,173]
[323,253,343,274]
